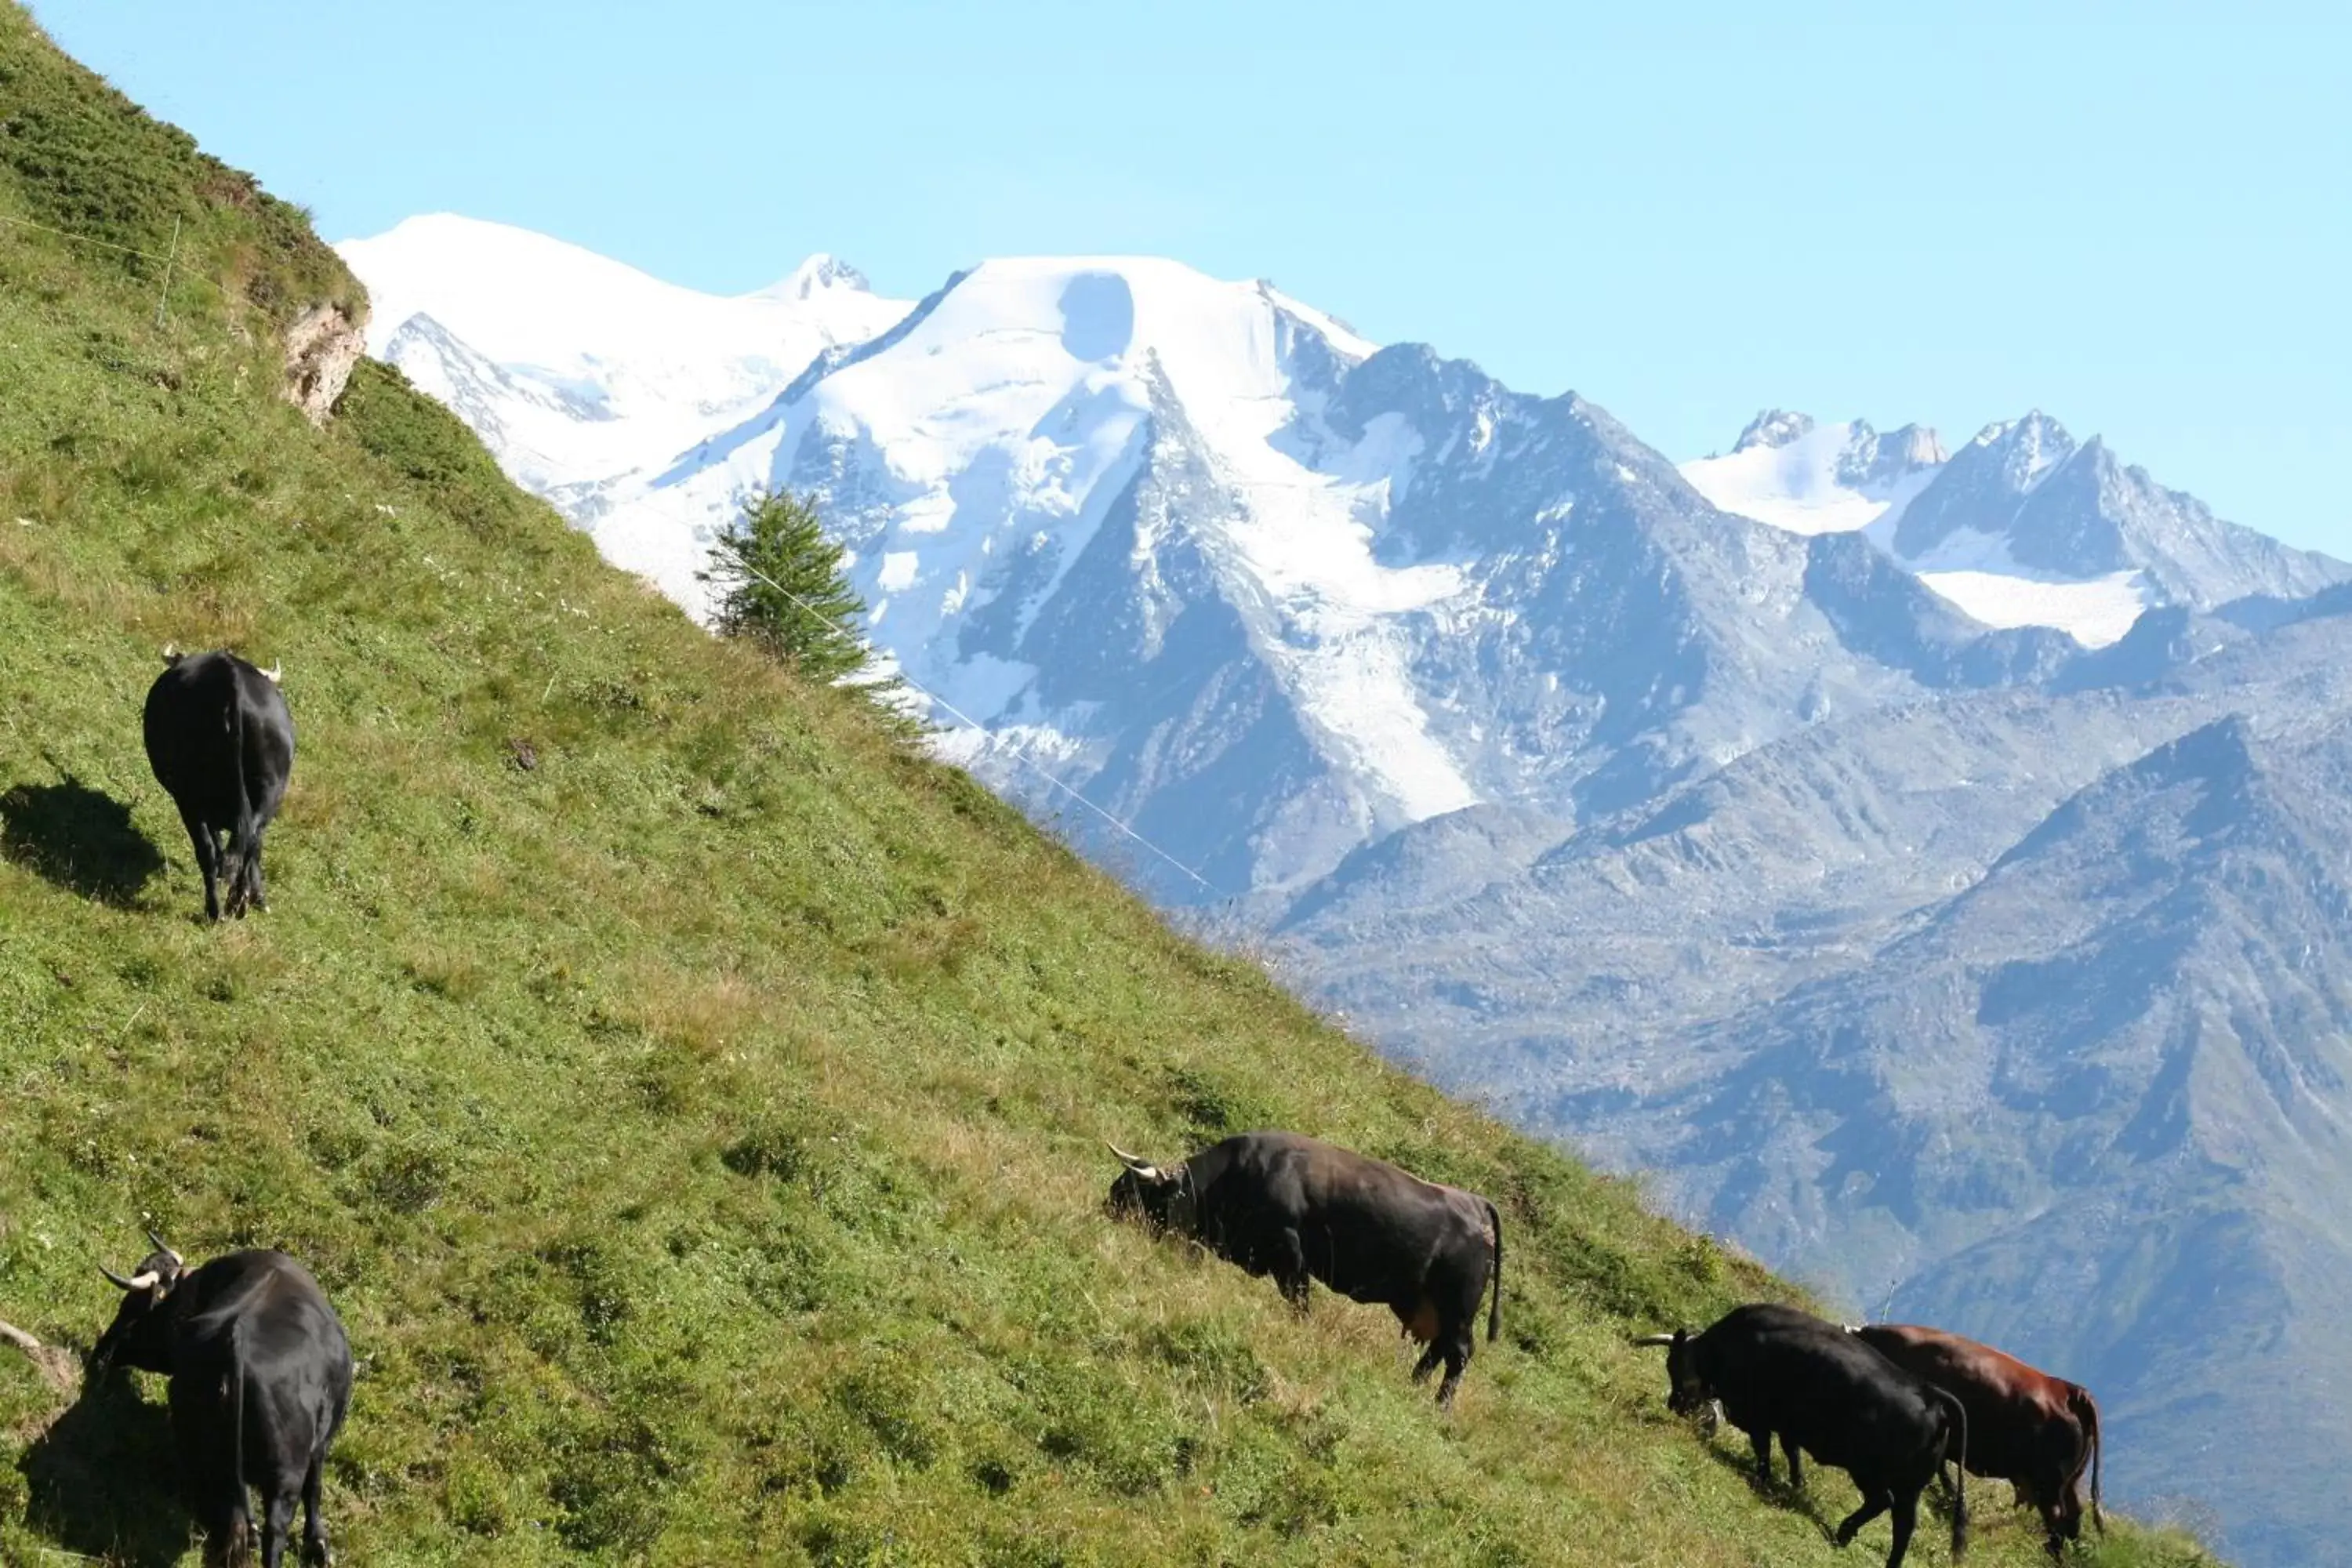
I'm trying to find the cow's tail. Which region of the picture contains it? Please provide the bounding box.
[229,1316,250,1564]
[1483,1199,1503,1343]
[2070,1384,2104,1534]
[1932,1385,1969,1561]
[223,677,255,908]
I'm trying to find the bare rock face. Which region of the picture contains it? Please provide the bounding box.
[282,302,368,426]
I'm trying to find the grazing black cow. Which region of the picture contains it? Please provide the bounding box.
[1106,1130,1501,1406]
[1849,1323,2101,1558]
[1637,1303,1969,1568]
[91,1236,352,1567]
[142,647,294,921]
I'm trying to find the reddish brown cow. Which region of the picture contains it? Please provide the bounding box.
[1849,1323,2101,1559]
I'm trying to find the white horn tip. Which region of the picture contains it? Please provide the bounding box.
[261,662,282,684]
[159,642,182,666]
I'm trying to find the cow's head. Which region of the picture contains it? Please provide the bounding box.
[1105,1142,1197,1236]
[2036,1477,2087,1544]
[89,1231,189,1378]
[1633,1328,1711,1416]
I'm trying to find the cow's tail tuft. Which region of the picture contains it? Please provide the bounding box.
[1483,1199,1503,1343]
[224,677,255,913]
[2070,1383,2104,1534]
[1937,1386,1969,1562]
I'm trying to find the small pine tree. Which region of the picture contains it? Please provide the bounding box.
[698,488,877,685]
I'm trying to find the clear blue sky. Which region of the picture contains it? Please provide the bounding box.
[28,1,2352,550]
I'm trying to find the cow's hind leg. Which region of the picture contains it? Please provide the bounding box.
[1749,1426,1776,1489]
[245,833,269,912]
[260,1483,298,1568]
[1835,1488,1890,1548]
[201,1509,252,1568]
[230,829,267,915]
[1878,1488,1917,1568]
[1780,1434,1805,1494]
[1432,1327,1472,1410]
[301,1454,331,1565]
[180,808,222,921]
[1272,1228,1311,1316]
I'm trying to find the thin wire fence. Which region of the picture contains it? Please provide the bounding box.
[0,209,278,326]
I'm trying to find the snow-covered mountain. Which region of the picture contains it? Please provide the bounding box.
[1684,407,2345,648]
[1681,410,1946,536]
[339,222,2115,898]
[338,215,909,502]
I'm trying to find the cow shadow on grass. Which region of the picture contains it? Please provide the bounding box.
[0,775,165,906]
[16,1368,194,1567]
[1690,1428,1845,1544]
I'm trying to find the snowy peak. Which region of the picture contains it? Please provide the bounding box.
[1973,408,2074,485]
[336,214,912,498]
[758,252,872,301]
[1837,421,1947,488]
[1889,409,2348,619]
[1889,411,2078,561]
[1683,413,1943,536]
[1733,408,1816,452]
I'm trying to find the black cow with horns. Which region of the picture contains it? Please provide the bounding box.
[143,646,294,921]
[1106,1130,1502,1407]
[91,1235,353,1567]
[1637,1303,1969,1568]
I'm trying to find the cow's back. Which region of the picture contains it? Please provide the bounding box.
[144,652,292,818]
[1857,1324,2079,1482]
[1204,1133,1485,1305]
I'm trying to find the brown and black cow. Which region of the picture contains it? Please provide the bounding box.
[1849,1323,2101,1558]
[1106,1131,1501,1407]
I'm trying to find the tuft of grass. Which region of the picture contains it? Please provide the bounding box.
[0,5,2226,1565]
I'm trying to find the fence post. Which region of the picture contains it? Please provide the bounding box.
[154,215,180,328]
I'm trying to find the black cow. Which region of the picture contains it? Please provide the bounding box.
[1106,1130,1501,1406]
[143,647,294,921]
[1638,1303,1969,1568]
[91,1236,352,1567]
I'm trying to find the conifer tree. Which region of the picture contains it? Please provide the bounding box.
[697,488,876,684]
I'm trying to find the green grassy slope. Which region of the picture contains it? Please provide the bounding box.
[0,11,2216,1565]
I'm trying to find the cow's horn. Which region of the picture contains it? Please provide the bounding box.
[1104,1140,1159,1176]
[159,642,182,666]
[260,662,282,684]
[1631,1332,1680,1348]
[99,1265,160,1292]
[144,1229,183,1269]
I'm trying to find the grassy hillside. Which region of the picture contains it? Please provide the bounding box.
[0,10,2216,1564]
